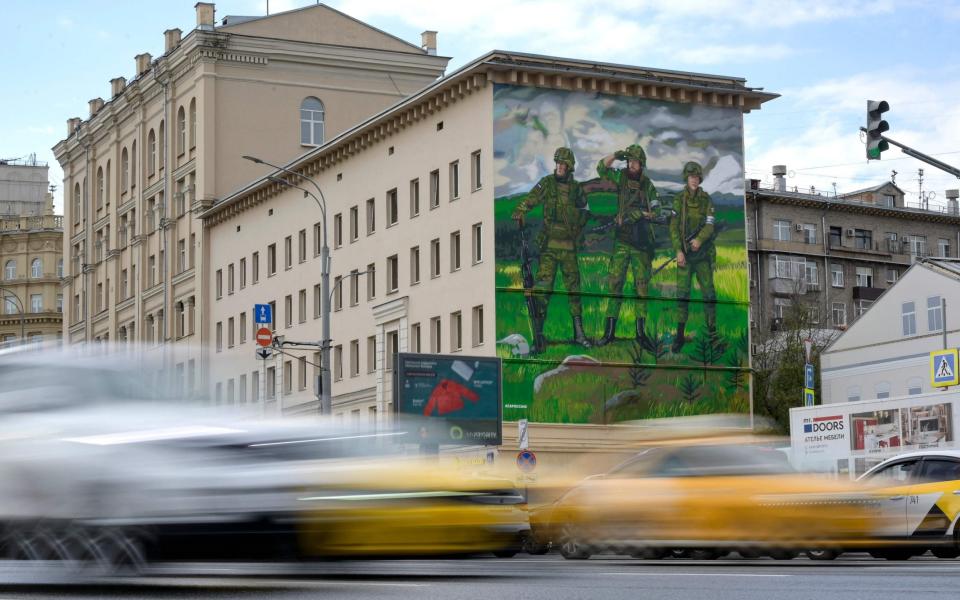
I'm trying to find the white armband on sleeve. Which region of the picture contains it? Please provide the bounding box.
[705,216,715,224]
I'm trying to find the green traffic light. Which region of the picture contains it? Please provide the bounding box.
[868,147,881,159]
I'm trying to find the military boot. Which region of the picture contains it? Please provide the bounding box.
[597,317,617,346]
[573,316,592,347]
[671,322,687,354]
[635,318,656,353]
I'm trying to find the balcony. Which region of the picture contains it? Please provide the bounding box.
[0,215,64,232]
[755,238,822,255]
[853,286,885,302]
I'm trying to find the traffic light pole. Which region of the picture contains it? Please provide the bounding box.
[860,127,960,178]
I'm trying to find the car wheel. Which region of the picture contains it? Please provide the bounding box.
[805,549,839,561]
[558,527,590,560]
[630,548,666,559]
[671,549,691,559]
[869,548,914,561]
[768,549,797,560]
[690,549,721,560]
[931,547,960,559]
[493,549,518,558]
[521,532,550,556]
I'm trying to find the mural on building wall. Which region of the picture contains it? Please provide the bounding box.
[493,84,750,424]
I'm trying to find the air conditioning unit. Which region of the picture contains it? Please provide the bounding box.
[795,224,804,232]
[845,228,855,237]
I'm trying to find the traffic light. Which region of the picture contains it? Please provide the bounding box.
[866,100,890,160]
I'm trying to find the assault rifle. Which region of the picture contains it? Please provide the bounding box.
[518,224,547,354]
[587,209,674,235]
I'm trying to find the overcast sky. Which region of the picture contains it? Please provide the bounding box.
[3,0,959,211]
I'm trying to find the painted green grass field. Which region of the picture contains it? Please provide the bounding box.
[495,192,751,424]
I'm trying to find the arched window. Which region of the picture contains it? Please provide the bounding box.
[121,147,129,192]
[907,377,923,395]
[31,258,41,279]
[130,140,137,190]
[189,98,197,149]
[300,97,325,146]
[105,160,111,205]
[177,106,186,155]
[96,167,104,209]
[73,183,81,224]
[4,260,16,280]
[158,120,165,170]
[148,129,156,176]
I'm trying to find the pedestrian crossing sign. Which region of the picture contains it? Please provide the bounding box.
[930,349,959,387]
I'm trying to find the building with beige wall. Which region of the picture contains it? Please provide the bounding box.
[52,3,448,393]
[0,159,63,345]
[201,51,773,453]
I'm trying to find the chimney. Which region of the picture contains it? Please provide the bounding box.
[947,189,959,216]
[195,2,215,30]
[67,117,82,137]
[110,77,127,98]
[88,98,104,117]
[772,164,787,192]
[135,52,152,76]
[164,28,182,53]
[421,30,437,55]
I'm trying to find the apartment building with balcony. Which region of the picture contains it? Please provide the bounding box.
[747,168,960,334]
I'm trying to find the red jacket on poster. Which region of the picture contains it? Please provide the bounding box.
[423,379,479,416]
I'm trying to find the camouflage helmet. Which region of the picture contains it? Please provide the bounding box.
[624,144,647,166]
[682,161,704,180]
[553,147,576,170]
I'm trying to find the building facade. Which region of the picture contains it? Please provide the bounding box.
[747,173,960,334]
[0,159,63,345]
[202,51,774,450]
[52,3,448,394]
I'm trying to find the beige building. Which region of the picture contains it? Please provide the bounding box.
[0,159,63,345]
[201,51,773,455]
[52,3,448,392]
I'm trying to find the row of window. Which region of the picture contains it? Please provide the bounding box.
[3,293,62,314]
[3,258,62,280]
[847,378,924,402]
[902,296,943,337]
[770,220,952,257]
[768,255,898,289]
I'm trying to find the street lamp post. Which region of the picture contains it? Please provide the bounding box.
[243,155,332,415]
[0,286,26,344]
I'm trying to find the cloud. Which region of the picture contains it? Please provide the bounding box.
[56,16,74,29]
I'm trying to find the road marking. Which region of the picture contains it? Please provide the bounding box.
[600,572,791,578]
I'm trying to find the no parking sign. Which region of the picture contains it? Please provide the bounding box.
[516,450,537,473]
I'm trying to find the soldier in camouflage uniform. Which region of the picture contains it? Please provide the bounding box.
[669,161,717,353]
[512,147,592,349]
[595,144,660,350]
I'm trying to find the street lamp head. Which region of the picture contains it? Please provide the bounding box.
[267,175,293,187]
[241,155,264,164]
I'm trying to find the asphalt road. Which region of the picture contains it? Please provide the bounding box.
[0,554,958,599]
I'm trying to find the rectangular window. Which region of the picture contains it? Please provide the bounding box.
[909,235,927,257]
[431,238,440,278]
[367,336,377,373]
[804,262,819,289]
[939,238,951,258]
[410,246,421,284]
[886,232,899,253]
[411,323,421,353]
[216,321,222,352]
[239,257,247,289]
[252,370,259,403]
[366,198,376,235]
[430,316,441,353]
[298,289,307,323]
[429,169,440,209]
[334,275,343,311]
[831,263,844,287]
[228,316,235,348]
[801,223,816,245]
[350,270,359,306]
[829,226,842,248]
[472,223,483,263]
[450,231,461,271]
[333,214,342,248]
[297,356,307,391]
[239,374,247,405]
[450,311,462,351]
[30,294,42,313]
[252,252,260,283]
[240,312,247,344]
[367,263,376,300]
[387,188,398,226]
[410,178,420,217]
[387,254,399,293]
[314,284,322,318]
[902,301,917,336]
[854,228,872,250]
[215,269,222,298]
[886,267,898,283]
[385,331,398,371]
[350,339,360,377]
[269,300,276,330]
[449,161,460,200]
[855,266,874,287]
[283,360,292,395]
[773,219,791,241]
[854,299,873,319]
[471,150,481,191]
[284,294,292,328]
[284,235,292,269]
[267,243,277,276]
[350,206,359,242]
[227,263,234,294]
[178,239,187,273]
[298,229,307,263]
[266,367,276,400]
[472,305,484,346]
[334,345,343,381]
[928,296,944,332]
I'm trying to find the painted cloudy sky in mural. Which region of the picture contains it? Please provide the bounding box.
[493,85,745,199]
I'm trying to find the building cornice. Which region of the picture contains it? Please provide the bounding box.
[748,190,960,225]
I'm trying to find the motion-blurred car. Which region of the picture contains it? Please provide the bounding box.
[856,450,960,560]
[530,440,877,560]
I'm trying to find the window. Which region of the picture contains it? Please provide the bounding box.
[188,99,197,149]
[284,295,293,328]
[314,284,322,318]
[298,229,307,263]
[831,263,844,288]
[96,167,104,210]
[410,246,421,284]
[902,301,917,336]
[367,262,376,300]
[366,198,376,235]
[855,266,873,287]
[239,374,247,405]
[149,255,157,287]
[885,232,898,252]
[448,160,460,200]
[430,316,441,353]
[266,366,276,399]
[30,258,41,279]
[846,385,861,402]
[451,311,463,350]
[773,297,791,319]
[177,106,186,155]
[283,360,293,395]
[429,169,440,209]
[939,238,951,258]
[284,235,292,269]
[472,305,484,346]
[350,339,360,377]
[30,294,42,313]
[471,150,481,191]
[854,299,873,318]
[269,300,276,330]
[334,275,343,311]
[216,321,222,352]
[907,377,923,395]
[804,262,819,289]
[56,258,63,278]
[411,323,421,353]
[880,193,896,208]
[886,267,898,283]
[4,295,16,315]
[387,189,398,226]
[829,225,842,247]
[3,260,14,280]
[801,223,816,244]
[832,302,846,327]
[350,270,359,306]
[450,231,461,271]
[121,147,129,193]
[875,382,891,400]
[215,269,223,299]
[298,356,307,391]
[909,235,927,257]
[386,331,398,371]
[349,206,359,241]
[182,240,190,274]
[387,254,399,293]
[300,97,325,146]
[176,178,186,215]
[56,294,62,312]
[267,243,277,276]
[239,258,246,289]
[333,213,342,248]
[918,459,960,483]
[334,345,343,381]
[472,223,483,263]
[771,255,804,280]
[854,228,872,250]
[367,336,377,373]
[410,178,420,217]
[148,129,156,176]
[240,312,247,344]
[252,252,260,283]
[296,289,306,324]
[773,219,791,241]
[228,317,235,348]
[120,269,128,300]
[158,120,165,170]
[928,296,944,332]
[252,370,260,403]
[430,238,440,278]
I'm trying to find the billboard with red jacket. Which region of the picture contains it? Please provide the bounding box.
[393,353,502,445]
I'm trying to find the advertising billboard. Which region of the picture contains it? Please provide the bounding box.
[493,84,750,424]
[393,353,502,445]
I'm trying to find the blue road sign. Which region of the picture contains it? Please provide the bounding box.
[517,450,537,473]
[931,349,959,387]
[803,388,815,407]
[254,303,272,324]
[804,363,815,390]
